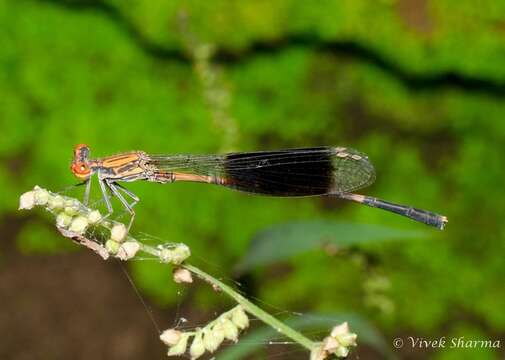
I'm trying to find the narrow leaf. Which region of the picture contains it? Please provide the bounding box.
[236,221,426,272]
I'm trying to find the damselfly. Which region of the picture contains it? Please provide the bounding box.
[71,144,447,230]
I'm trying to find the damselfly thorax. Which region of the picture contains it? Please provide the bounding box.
[70,144,448,230]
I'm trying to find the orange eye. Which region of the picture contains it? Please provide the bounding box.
[71,162,91,180]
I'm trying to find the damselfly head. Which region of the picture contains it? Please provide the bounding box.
[71,144,91,180]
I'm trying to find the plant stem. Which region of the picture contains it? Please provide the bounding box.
[137,241,316,350]
[183,263,316,350]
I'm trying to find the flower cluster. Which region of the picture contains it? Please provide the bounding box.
[311,322,357,359]
[19,186,139,260]
[160,305,249,359]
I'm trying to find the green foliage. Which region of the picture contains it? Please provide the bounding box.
[235,221,426,272]
[3,0,505,358]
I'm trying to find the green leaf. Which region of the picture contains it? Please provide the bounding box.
[218,312,395,359]
[235,221,426,272]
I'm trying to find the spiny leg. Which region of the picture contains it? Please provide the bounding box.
[115,183,140,205]
[98,177,113,219]
[106,180,136,231]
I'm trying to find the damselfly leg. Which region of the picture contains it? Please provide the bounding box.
[83,178,91,206]
[98,176,113,215]
[105,180,137,231]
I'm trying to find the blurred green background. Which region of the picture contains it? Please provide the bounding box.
[1,0,505,359]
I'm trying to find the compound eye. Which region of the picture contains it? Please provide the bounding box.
[71,162,91,179]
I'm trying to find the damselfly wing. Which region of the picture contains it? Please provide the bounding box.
[148,147,375,196]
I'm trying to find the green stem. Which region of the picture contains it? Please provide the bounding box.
[183,263,316,351]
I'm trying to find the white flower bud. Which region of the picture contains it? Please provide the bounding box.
[310,345,327,360]
[48,195,64,210]
[171,244,191,264]
[159,248,174,263]
[64,206,78,216]
[19,191,36,210]
[105,240,120,254]
[69,216,88,234]
[231,306,249,330]
[330,322,350,338]
[167,333,189,356]
[65,199,79,208]
[34,188,50,206]
[221,318,239,342]
[202,328,220,353]
[116,241,140,260]
[211,323,225,345]
[173,268,193,284]
[336,333,357,347]
[334,346,349,358]
[160,329,182,346]
[87,210,102,224]
[189,331,205,359]
[323,336,339,352]
[159,244,191,264]
[325,322,357,358]
[110,223,127,242]
[56,212,73,228]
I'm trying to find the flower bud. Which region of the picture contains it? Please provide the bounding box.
[211,323,225,345]
[231,306,249,330]
[171,244,191,264]
[19,191,35,210]
[65,199,79,208]
[87,210,102,224]
[334,346,349,358]
[34,188,50,206]
[324,321,357,358]
[173,268,193,284]
[203,328,221,353]
[337,333,357,347]
[159,244,191,264]
[323,336,339,352]
[160,329,182,346]
[221,318,239,342]
[64,206,79,216]
[69,216,88,234]
[105,239,120,254]
[48,195,64,210]
[310,345,326,360]
[110,223,127,242]
[330,322,349,338]
[167,333,189,356]
[117,241,140,260]
[189,331,205,359]
[56,212,73,228]
[159,248,174,263]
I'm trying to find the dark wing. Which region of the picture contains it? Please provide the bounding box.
[223,147,375,196]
